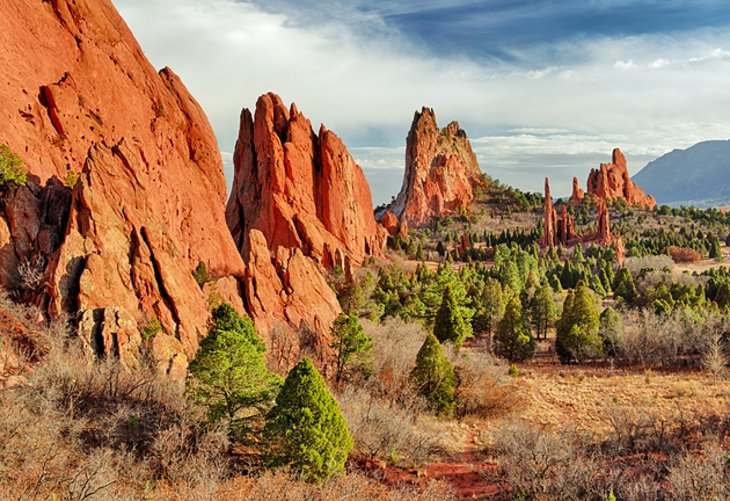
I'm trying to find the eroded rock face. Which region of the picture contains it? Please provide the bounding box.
[242,229,340,373]
[226,93,386,269]
[0,0,245,373]
[541,178,577,247]
[586,149,656,209]
[225,95,385,370]
[388,108,483,228]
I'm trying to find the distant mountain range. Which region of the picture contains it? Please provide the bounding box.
[633,140,730,207]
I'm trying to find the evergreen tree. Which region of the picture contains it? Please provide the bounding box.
[529,283,558,340]
[493,296,535,362]
[555,284,602,363]
[330,313,372,383]
[416,243,425,261]
[264,358,353,482]
[433,287,469,350]
[613,267,638,304]
[709,236,723,261]
[475,278,505,335]
[188,304,281,433]
[411,333,457,417]
[599,306,623,356]
[726,233,730,247]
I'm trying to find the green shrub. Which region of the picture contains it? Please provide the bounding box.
[264,358,353,482]
[193,260,211,287]
[140,316,162,342]
[331,313,372,383]
[0,144,27,188]
[64,170,78,188]
[411,333,457,417]
[188,304,280,435]
[493,296,535,362]
[433,287,469,350]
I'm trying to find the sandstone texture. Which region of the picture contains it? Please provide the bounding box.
[585,149,656,209]
[541,178,576,247]
[0,0,246,373]
[226,93,386,269]
[226,94,387,370]
[388,108,483,228]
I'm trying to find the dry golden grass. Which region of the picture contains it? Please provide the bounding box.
[514,367,729,436]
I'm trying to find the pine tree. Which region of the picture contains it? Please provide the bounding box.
[709,236,723,261]
[264,358,353,482]
[613,267,638,304]
[188,304,281,433]
[411,333,457,417]
[493,296,535,362]
[556,284,602,363]
[475,278,505,335]
[599,306,623,356]
[433,287,469,350]
[529,283,557,340]
[331,313,372,383]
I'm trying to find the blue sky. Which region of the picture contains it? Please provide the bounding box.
[115,0,730,204]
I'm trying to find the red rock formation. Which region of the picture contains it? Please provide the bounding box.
[569,176,585,204]
[0,0,245,375]
[226,94,386,269]
[380,210,400,237]
[596,199,611,243]
[243,229,340,371]
[586,149,656,209]
[541,178,577,247]
[540,178,557,247]
[389,108,483,228]
[226,94,387,369]
[557,205,577,244]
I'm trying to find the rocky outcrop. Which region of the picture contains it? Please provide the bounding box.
[540,178,556,247]
[0,0,245,374]
[541,178,576,247]
[243,229,340,371]
[226,93,386,269]
[569,176,585,205]
[586,149,656,209]
[388,108,483,228]
[226,94,386,369]
[542,177,624,260]
[380,210,400,237]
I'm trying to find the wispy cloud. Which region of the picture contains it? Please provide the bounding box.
[115,0,730,204]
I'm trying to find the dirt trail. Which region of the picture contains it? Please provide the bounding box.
[359,425,503,499]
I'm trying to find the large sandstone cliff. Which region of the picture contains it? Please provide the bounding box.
[388,108,483,228]
[226,93,387,369]
[0,0,245,375]
[226,93,386,269]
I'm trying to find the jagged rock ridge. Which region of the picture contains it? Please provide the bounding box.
[0,0,246,374]
[226,93,387,370]
[387,107,483,228]
[582,149,656,209]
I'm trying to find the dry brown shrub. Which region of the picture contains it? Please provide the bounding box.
[490,422,611,500]
[218,471,454,501]
[445,348,523,419]
[668,440,730,501]
[667,246,702,263]
[361,317,427,404]
[337,386,447,465]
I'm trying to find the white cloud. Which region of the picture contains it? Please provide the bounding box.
[115,0,730,203]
